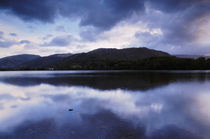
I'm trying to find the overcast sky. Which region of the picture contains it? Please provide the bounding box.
[0,0,210,57]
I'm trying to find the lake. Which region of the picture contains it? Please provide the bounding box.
[0,70,209,139]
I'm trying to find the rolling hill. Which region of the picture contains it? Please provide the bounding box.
[57,47,170,69]
[0,47,170,69]
[23,53,72,68]
[0,54,41,68]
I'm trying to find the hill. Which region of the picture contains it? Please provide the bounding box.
[57,47,170,69]
[0,54,41,68]
[175,55,210,59]
[23,53,72,68]
[0,47,171,70]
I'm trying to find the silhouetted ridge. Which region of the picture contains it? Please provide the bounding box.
[0,54,40,68]
[24,53,72,68]
[0,47,171,69]
[85,47,169,60]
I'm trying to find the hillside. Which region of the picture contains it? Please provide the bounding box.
[77,47,169,61]
[23,53,72,68]
[0,54,41,68]
[57,47,170,69]
[175,55,210,59]
[0,47,171,70]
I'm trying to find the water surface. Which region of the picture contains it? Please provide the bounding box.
[0,70,210,139]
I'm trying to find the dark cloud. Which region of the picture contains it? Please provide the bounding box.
[42,35,72,47]
[9,33,17,37]
[0,0,209,33]
[1,0,210,54]
[0,0,209,30]
[19,40,30,44]
[133,0,210,54]
[59,0,146,30]
[148,0,210,42]
[0,0,145,30]
[0,0,58,23]
[162,5,210,44]
[148,0,209,12]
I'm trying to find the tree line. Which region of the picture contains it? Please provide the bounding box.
[55,56,210,70]
[1,56,210,70]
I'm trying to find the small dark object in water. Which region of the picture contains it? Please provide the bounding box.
[68,108,74,111]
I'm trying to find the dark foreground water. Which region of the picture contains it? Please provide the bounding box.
[0,70,210,139]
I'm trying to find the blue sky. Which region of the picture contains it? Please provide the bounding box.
[0,0,210,57]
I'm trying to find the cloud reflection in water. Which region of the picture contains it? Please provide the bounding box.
[0,71,209,138]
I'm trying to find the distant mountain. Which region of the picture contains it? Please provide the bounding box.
[90,47,169,60]
[2,48,210,70]
[0,48,170,69]
[23,53,72,68]
[0,54,41,68]
[175,55,210,59]
[57,47,170,68]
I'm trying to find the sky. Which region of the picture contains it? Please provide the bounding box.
[0,0,210,57]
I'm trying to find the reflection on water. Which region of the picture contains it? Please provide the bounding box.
[0,71,209,139]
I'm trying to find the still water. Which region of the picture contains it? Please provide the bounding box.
[0,70,210,139]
